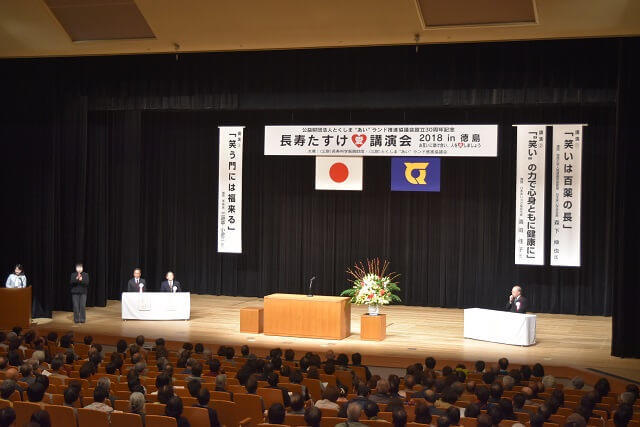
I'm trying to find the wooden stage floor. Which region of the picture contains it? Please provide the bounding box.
[32,295,640,382]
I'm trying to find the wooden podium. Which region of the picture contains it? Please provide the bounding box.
[263,294,351,340]
[0,286,32,329]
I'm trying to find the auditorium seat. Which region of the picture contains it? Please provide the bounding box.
[7,390,21,402]
[110,412,144,427]
[319,407,339,417]
[210,399,242,426]
[146,415,178,427]
[377,411,393,422]
[362,420,393,426]
[257,387,285,408]
[320,416,346,427]
[77,407,110,427]
[13,401,42,427]
[228,384,247,394]
[182,406,210,427]
[280,382,304,395]
[302,378,323,402]
[0,400,11,409]
[461,417,478,427]
[500,420,521,427]
[335,370,354,390]
[319,374,337,386]
[212,390,231,401]
[234,392,265,424]
[114,399,130,411]
[284,413,306,425]
[145,402,167,415]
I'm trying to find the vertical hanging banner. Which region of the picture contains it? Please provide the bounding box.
[218,126,244,253]
[514,125,547,265]
[550,124,585,266]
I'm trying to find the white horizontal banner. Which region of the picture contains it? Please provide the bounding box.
[264,124,498,157]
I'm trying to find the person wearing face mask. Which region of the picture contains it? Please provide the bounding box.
[70,262,90,323]
[127,268,146,292]
[160,271,182,292]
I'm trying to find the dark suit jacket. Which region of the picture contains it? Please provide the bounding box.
[127,278,146,292]
[506,296,528,313]
[70,272,89,295]
[161,280,182,292]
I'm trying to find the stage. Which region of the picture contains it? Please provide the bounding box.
[32,295,640,383]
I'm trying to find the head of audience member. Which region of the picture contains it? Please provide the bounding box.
[267,403,285,424]
[437,416,451,427]
[0,407,16,427]
[157,385,174,405]
[364,401,380,419]
[165,396,184,421]
[0,379,17,400]
[129,392,146,415]
[476,386,489,404]
[414,401,432,424]
[477,414,493,427]
[63,386,79,407]
[488,405,504,426]
[502,375,515,391]
[446,406,461,425]
[93,385,108,404]
[532,363,545,378]
[626,384,639,401]
[498,358,509,371]
[425,357,436,370]
[83,335,93,346]
[392,408,407,427]
[116,339,128,354]
[289,392,304,413]
[565,413,587,427]
[571,377,585,390]
[465,402,481,418]
[187,379,202,398]
[195,387,211,407]
[594,378,611,400]
[542,375,556,390]
[7,350,21,367]
[30,409,51,427]
[225,346,235,361]
[376,379,390,396]
[27,382,46,403]
[322,385,339,403]
[304,406,322,427]
[613,404,633,427]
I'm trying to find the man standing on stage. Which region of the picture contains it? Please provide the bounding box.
[161,271,181,292]
[70,263,89,323]
[506,285,528,313]
[127,268,146,292]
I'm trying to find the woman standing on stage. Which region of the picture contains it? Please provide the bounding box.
[70,262,89,323]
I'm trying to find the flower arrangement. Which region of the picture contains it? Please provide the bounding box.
[340,258,401,312]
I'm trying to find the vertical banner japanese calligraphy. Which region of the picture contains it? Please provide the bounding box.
[514,125,547,265]
[550,124,584,266]
[218,126,244,253]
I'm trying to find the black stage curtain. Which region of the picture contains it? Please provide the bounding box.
[0,37,638,357]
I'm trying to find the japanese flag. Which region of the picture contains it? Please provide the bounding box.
[315,156,363,191]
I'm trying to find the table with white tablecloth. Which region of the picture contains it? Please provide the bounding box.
[121,292,191,320]
[463,308,536,346]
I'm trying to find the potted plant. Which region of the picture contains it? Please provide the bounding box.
[340,258,401,315]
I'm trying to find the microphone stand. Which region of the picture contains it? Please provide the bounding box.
[307,276,316,297]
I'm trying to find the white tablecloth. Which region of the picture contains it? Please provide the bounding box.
[121,292,191,320]
[463,308,536,346]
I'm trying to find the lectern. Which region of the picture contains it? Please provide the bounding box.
[0,286,32,329]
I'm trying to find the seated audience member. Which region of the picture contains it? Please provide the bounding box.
[205,358,221,377]
[267,372,291,407]
[500,398,517,420]
[19,364,35,386]
[165,396,191,427]
[465,402,481,419]
[30,409,51,427]
[475,361,486,373]
[267,403,286,425]
[477,413,493,427]
[565,413,587,427]
[393,408,408,427]
[512,393,530,414]
[187,379,202,398]
[0,379,19,401]
[414,401,432,424]
[488,383,503,405]
[437,416,451,427]
[26,382,46,407]
[157,385,175,405]
[498,358,510,375]
[446,406,461,426]
[194,388,221,427]
[84,386,114,418]
[63,387,80,416]
[613,404,633,427]
[364,401,381,420]
[532,364,545,378]
[476,386,490,410]
[0,407,16,427]
[289,369,308,400]
[336,402,368,427]
[304,406,322,427]
[503,375,515,391]
[488,404,505,426]
[351,352,372,381]
[128,392,146,426]
[436,389,459,410]
[370,379,393,404]
[339,383,371,417]
[289,393,305,415]
[47,359,68,381]
[314,385,340,411]
[530,412,546,427]
[241,345,251,358]
[186,363,204,382]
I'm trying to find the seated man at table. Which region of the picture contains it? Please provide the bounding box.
[161,271,182,292]
[505,285,528,313]
[127,268,146,292]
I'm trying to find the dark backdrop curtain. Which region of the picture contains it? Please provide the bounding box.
[0,37,637,356]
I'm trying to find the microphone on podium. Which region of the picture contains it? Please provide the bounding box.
[307,276,316,297]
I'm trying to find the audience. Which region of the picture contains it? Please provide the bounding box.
[165,396,190,427]
[267,403,286,425]
[194,388,220,427]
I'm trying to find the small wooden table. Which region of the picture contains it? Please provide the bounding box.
[0,286,31,329]
[240,307,264,333]
[263,294,351,340]
[360,313,386,341]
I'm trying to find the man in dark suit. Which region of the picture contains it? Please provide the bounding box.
[127,268,146,292]
[160,271,181,292]
[70,263,89,323]
[506,285,528,313]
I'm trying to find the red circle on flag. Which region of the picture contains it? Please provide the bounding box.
[329,162,349,183]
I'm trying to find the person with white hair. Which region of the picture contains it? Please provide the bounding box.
[506,285,528,313]
[542,375,556,390]
[503,375,516,391]
[128,392,146,425]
